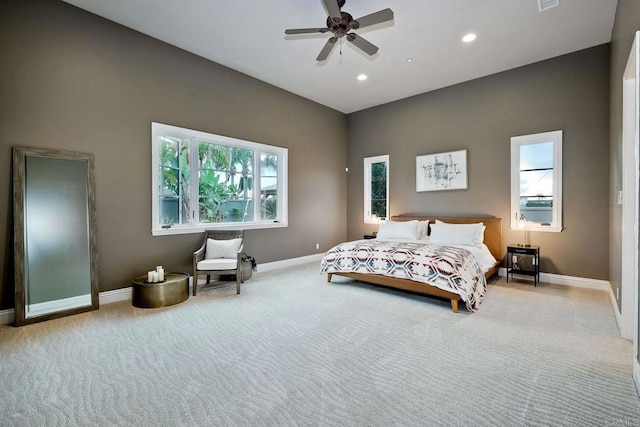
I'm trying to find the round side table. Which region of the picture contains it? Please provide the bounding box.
[132,272,189,308]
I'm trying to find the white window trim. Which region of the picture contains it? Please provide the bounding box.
[151,122,288,236]
[363,154,389,224]
[510,130,563,233]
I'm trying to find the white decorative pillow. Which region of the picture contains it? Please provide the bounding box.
[205,238,242,259]
[430,220,485,248]
[376,220,420,240]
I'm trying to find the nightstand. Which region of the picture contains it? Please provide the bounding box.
[506,245,540,286]
[363,233,377,239]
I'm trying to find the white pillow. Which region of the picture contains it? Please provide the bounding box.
[430,220,485,248]
[376,220,420,240]
[205,238,242,259]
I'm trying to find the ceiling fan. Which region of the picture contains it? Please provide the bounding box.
[285,0,394,61]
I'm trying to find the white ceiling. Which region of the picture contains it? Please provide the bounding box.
[61,0,617,114]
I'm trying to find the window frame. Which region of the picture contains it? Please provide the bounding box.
[151,122,288,236]
[363,154,390,224]
[510,130,563,232]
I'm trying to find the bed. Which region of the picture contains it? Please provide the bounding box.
[321,215,503,313]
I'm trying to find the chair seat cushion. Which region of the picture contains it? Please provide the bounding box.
[197,258,238,271]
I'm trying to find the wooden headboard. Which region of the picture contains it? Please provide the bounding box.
[390,215,503,262]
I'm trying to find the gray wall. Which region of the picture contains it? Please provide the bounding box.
[347,45,611,280]
[0,0,622,312]
[609,0,640,311]
[0,0,348,310]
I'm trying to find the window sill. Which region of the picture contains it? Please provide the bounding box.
[509,225,563,233]
[152,221,288,236]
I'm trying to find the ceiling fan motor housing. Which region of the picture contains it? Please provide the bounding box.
[284,0,393,61]
[326,12,357,38]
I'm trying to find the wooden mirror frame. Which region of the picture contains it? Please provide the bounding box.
[13,146,99,326]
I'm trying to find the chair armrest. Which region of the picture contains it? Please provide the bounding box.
[236,243,244,262]
[236,243,244,263]
[194,241,206,263]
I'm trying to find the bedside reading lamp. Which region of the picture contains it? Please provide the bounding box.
[371,214,385,237]
[518,213,530,247]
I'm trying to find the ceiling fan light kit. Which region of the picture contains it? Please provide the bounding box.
[285,0,394,62]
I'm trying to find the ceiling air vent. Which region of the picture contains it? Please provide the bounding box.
[538,0,559,12]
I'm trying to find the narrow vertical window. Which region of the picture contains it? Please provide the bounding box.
[158,136,190,227]
[260,153,278,220]
[511,130,562,232]
[364,155,389,224]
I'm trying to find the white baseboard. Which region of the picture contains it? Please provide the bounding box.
[0,308,13,326]
[99,287,132,305]
[256,253,324,273]
[607,283,623,335]
[498,267,610,291]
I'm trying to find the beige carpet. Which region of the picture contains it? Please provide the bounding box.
[1,262,639,426]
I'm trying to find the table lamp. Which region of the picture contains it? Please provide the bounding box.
[518,213,530,247]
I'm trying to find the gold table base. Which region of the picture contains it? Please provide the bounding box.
[132,272,189,308]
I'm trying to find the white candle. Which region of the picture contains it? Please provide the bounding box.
[147,271,153,282]
[157,268,164,282]
[152,271,159,283]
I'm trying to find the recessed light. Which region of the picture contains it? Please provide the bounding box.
[407,58,414,63]
[462,33,477,43]
[357,74,368,81]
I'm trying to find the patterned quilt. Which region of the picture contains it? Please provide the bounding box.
[320,240,487,312]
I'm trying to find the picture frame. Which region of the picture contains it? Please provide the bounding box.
[416,149,468,192]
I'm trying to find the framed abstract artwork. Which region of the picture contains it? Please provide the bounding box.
[416,149,468,192]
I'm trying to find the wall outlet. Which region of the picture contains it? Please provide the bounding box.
[512,255,517,263]
[316,243,320,250]
[618,190,623,205]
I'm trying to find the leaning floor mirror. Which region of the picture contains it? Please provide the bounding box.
[13,146,98,326]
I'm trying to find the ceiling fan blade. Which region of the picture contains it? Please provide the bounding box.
[347,33,378,56]
[353,8,394,29]
[317,37,338,61]
[323,0,342,21]
[285,28,329,35]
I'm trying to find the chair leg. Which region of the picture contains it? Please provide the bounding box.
[206,274,210,284]
[193,274,197,296]
[236,274,241,294]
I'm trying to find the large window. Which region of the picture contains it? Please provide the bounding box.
[364,155,389,224]
[152,123,288,235]
[510,130,562,232]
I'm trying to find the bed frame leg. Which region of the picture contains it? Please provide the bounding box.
[327,273,333,283]
[451,299,459,313]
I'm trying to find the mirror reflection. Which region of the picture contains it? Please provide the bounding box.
[13,147,98,326]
